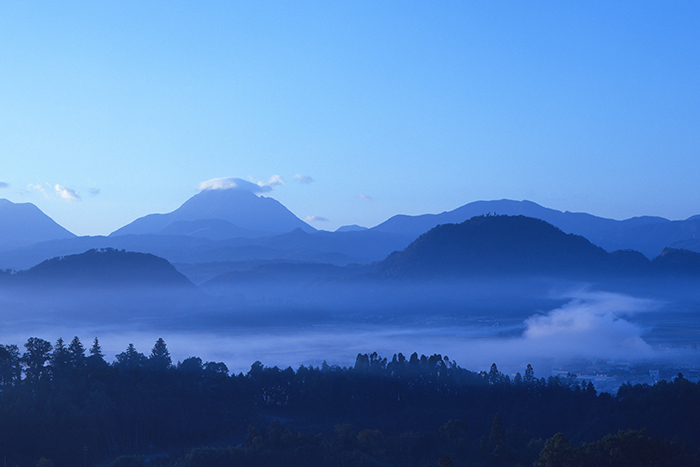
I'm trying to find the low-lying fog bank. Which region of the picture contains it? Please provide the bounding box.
[1,278,698,390]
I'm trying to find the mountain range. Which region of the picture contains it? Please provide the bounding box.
[2,191,700,279]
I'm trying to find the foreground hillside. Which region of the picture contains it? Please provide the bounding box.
[0,336,697,466]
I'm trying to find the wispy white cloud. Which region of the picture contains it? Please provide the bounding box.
[263,174,286,188]
[358,193,373,202]
[0,181,8,189]
[294,174,314,184]
[198,175,286,194]
[28,183,81,201]
[305,215,329,223]
[249,174,286,190]
[198,177,271,194]
[54,184,81,201]
[28,183,48,196]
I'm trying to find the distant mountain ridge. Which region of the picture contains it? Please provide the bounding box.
[111,188,315,237]
[0,198,75,250]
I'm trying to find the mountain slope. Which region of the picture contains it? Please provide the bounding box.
[0,199,75,250]
[111,188,315,237]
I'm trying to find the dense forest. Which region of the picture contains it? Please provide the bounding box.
[0,337,698,467]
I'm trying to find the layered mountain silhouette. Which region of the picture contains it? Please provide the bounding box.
[335,224,368,232]
[0,198,75,250]
[204,261,366,289]
[3,195,700,282]
[1,216,697,318]
[111,188,315,237]
[202,216,700,296]
[0,229,413,272]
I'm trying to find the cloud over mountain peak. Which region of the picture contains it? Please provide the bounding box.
[198,176,286,194]
[198,177,268,193]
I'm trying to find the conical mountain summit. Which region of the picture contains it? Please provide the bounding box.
[111,188,315,238]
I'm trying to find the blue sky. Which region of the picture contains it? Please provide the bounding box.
[1,2,699,236]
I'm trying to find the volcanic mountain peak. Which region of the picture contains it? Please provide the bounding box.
[111,188,315,238]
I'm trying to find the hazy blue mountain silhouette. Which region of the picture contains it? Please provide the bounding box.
[13,248,194,288]
[651,248,700,276]
[375,215,616,278]
[0,227,413,278]
[0,199,75,250]
[671,237,700,253]
[203,261,366,288]
[157,219,267,240]
[335,224,368,232]
[197,216,700,313]
[4,195,700,278]
[371,199,699,258]
[254,228,413,263]
[111,188,315,237]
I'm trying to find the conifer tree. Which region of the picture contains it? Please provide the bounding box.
[89,337,103,359]
[115,343,146,370]
[68,336,86,369]
[50,337,70,379]
[149,337,172,370]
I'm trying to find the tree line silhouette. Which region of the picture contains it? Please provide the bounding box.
[0,337,698,466]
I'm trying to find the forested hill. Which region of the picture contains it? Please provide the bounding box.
[10,248,194,288]
[375,215,700,280]
[375,215,612,278]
